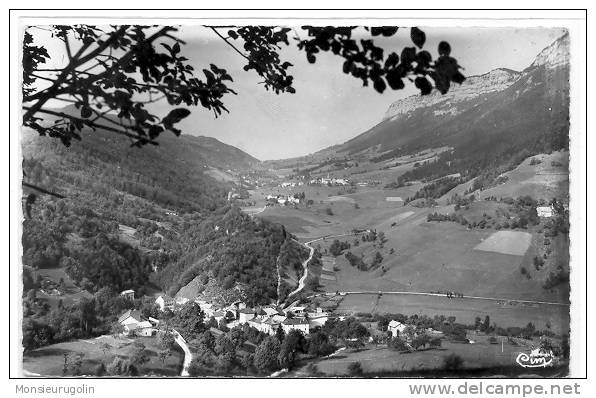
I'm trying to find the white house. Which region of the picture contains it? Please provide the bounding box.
[286,306,306,316]
[537,206,554,218]
[120,289,135,300]
[126,320,155,337]
[118,309,155,336]
[387,320,408,337]
[155,295,175,312]
[238,308,255,324]
[118,309,143,327]
[282,318,310,335]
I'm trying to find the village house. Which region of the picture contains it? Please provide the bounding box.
[195,300,216,318]
[155,294,175,311]
[282,318,310,335]
[387,320,408,337]
[118,309,143,327]
[125,320,155,337]
[213,310,235,324]
[120,289,135,300]
[118,309,155,337]
[285,306,306,316]
[537,205,555,218]
[238,308,256,324]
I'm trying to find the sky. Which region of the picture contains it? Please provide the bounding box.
[29,25,565,160]
[169,26,564,160]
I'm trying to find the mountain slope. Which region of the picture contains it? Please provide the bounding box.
[334,33,569,161]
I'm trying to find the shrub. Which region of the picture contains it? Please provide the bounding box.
[347,361,363,376]
[443,353,464,371]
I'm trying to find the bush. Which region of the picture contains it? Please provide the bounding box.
[443,353,464,371]
[329,239,350,256]
[347,361,363,376]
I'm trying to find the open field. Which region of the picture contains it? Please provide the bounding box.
[23,335,183,377]
[480,152,568,201]
[307,333,556,376]
[320,218,567,303]
[334,293,569,334]
[474,231,532,256]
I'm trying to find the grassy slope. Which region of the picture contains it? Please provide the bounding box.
[23,335,183,376]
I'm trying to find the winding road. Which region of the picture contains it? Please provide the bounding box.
[285,232,364,301]
[286,239,315,299]
[173,330,192,377]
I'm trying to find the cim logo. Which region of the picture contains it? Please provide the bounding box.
[516,348,554,368]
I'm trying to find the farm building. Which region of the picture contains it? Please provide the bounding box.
[387,320,408,337]
[118,310,155,337]
[536,206,554,218]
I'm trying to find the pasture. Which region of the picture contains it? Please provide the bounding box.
[309,333,551,377]
[33,267,93,309]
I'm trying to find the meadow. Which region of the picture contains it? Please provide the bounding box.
[22,335,183,377]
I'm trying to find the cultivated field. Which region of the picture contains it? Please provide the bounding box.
[474,231,533,256]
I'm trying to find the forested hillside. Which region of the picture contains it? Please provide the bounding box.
[21,117,292,350]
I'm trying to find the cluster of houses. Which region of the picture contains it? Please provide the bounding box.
[308,176,350,186]
[153,294,329,336]
[280,181,305,188]
[265,194,302,206]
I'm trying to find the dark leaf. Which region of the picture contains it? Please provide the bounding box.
[384,52,400,69]
[410,27,426,49]
[415,77,433,95]
[386,69,405,90]
[400,47,417,64]
[163,108,191,127]
[373,78,386,93]
[438,41,451,56]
